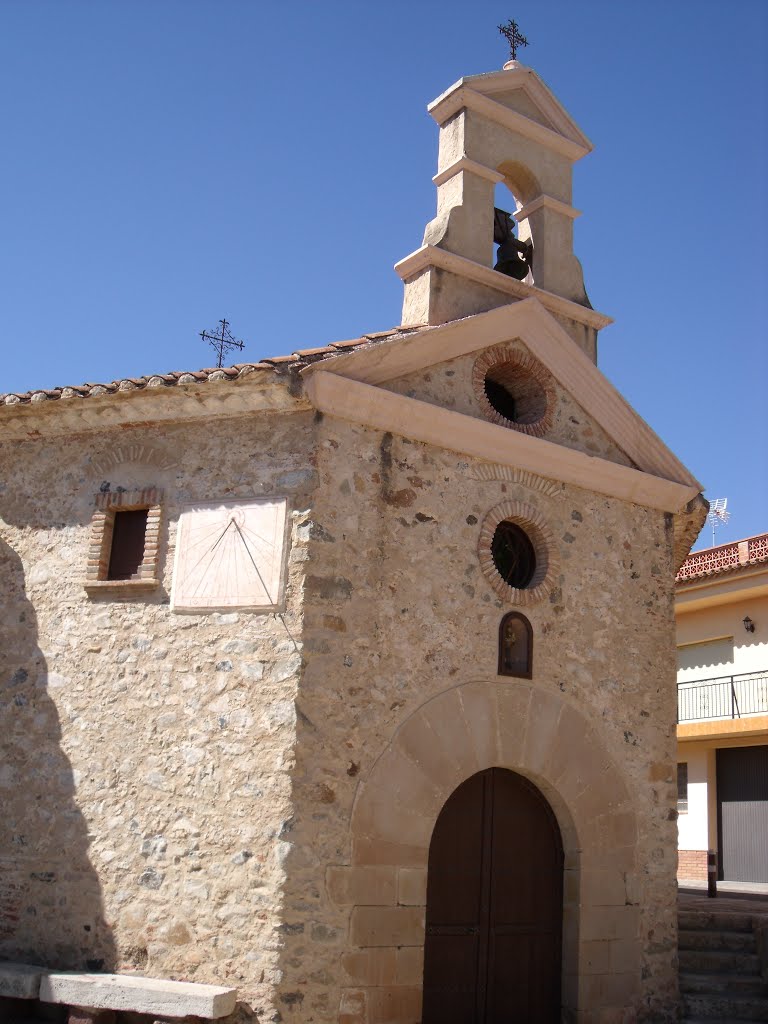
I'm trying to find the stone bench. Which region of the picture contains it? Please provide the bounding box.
[0,962,237,1019]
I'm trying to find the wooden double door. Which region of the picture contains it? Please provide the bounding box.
[422,768,563,1023]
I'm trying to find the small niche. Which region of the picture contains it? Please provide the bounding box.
[498,612,533,678]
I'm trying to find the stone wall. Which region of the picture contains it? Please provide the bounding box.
[273,416,680,1023]
[1,379,683,1022]
[0,408,317,1020]
[383,341,635,468]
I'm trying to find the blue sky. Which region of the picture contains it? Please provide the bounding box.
[1,0,766,549]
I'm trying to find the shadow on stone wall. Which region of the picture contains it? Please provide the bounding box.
[0,536,116,970]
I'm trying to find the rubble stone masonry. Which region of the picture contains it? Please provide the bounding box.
[0,355,682,1022]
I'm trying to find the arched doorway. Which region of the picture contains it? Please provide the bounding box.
[422,767,563,1023]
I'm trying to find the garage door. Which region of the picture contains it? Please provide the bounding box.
[717,745,768,883]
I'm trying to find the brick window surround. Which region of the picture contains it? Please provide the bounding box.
[472,344,555,437]
[477,500,558,606]
[84,488,163,593]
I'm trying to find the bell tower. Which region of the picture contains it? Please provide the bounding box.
[396,57,610,362]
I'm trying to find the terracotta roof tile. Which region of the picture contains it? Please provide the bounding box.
[261,354,301,365]
[363,330,398,340]
[329,338,366,351]
[0,324,429,409]
[291,345,336,358]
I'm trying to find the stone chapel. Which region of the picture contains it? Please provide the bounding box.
[0,56,707,1024]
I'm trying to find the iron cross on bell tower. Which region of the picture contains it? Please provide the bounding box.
[498,19,529,61]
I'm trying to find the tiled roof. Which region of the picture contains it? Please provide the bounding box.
[676,532,768,583]
[0,325,428,408]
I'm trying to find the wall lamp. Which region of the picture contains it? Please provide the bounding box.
[743,616,755,633]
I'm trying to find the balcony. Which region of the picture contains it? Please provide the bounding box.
[676,533,768,583]
[678,671,768,723]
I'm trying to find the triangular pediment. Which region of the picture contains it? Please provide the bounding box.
[428,65,592,160]
[381,339,636,473]
[301,300,702,514]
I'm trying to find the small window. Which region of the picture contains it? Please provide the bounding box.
[107,509,149,580]
[677,763,688,814]
[491,521,536,589]
[85,487,163,593]
[472,346,554,438]
[477,500,557,604]
[484,363,547,426]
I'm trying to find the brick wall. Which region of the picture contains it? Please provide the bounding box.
[678,849,708,881]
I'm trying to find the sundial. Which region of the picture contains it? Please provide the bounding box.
[171,498,288,612]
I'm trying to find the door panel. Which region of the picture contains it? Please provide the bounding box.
[717,745,768,883]
[422,768,563,1024]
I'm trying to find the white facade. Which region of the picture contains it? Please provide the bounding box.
[675,534,768,882]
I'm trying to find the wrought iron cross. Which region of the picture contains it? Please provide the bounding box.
[199,319,245,368]
[498,19,529,61]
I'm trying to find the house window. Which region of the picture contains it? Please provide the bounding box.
[676,637,734,681]
[677,762,688,814]
[85,488,163,592]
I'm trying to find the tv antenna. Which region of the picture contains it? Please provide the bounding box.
[707,498,730,547]
[199,319,245,369]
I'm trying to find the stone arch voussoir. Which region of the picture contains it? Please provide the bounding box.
[341,681,641,1022]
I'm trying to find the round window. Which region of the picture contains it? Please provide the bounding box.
[491,520,536,589]
[484,362,547,425]
[478,500,558,605]
[472,346,554,437]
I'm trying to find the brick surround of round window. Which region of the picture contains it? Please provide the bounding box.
[472,345,555,437]
[478,501,559,605]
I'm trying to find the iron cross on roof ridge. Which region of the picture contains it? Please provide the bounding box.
[199,318,245,369]
[498,19,529,61]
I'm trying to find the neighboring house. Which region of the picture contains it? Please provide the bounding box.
[0,55,707,1024]
[676,533,768,884]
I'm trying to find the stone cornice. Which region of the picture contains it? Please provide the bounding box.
[515,195,581,221]
[432,157,505,187]
[301,299,701,492]
[304,370,699,514]
[0,377,309,441]
[427,86,590,163]
[394,245,612,332]
[429,65,592,157]
[453,64,592,150]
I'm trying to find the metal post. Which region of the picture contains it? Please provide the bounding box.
[707,850,717,898]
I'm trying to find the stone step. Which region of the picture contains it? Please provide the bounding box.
[683,993,768,1021]
[679,927,757,952]
[681,973,768,996]
[680,910,756,933]
[679,948,762,975]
